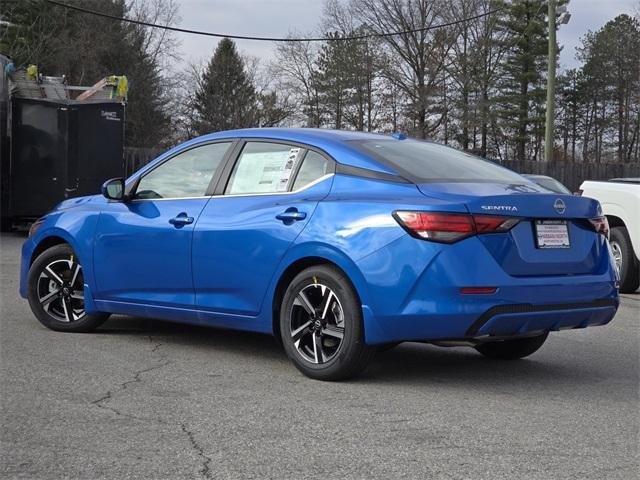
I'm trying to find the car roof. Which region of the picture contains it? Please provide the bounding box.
[179,128,401,175]
[207,127,390,142]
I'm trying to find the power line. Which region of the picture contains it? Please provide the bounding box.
[44,0,502,43]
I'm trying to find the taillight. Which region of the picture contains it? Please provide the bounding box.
[588,216,609,239]
[393,211,520,243]
[473,215,521,233]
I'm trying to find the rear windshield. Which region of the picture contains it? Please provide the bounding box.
[352,139,528,184]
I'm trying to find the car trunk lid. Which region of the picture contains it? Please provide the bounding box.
[417,182,606,276]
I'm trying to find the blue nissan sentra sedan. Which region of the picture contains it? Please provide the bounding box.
[20,128,619,380]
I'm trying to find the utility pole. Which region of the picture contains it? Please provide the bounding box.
[544,0,557,162]
[544,1,571,162]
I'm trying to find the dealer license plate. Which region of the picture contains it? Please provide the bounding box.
[535,220,570,249]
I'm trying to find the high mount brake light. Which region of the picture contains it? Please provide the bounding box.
[393,211,520,243]
[588,216,609,239]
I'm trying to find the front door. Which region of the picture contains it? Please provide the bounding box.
[93,141,233,308]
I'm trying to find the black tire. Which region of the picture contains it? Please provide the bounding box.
[475,333,548,360]
[27,244,110,332]
[279,265,376,381]
[610,226,640,293]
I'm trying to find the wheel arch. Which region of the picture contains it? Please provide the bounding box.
[30,235,70,266]
[269,249,369,342]
[29,228,89,276]
[601,203,640,260]
[605,214,626,229]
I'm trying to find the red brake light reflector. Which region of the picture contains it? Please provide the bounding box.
[460,287,497,294]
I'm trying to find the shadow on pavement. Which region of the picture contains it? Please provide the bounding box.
[95,314,609,389]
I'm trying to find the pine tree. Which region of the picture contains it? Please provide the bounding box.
[579,15,640,162]
[497,0,551,161]
[193,38,257,134]
[315,32,351,129]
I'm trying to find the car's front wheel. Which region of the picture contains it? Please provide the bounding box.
[27,244,109,332]
[279,265,376,381]
[474,333,548,360]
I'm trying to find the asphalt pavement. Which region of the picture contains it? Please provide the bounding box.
[1,232,638,480]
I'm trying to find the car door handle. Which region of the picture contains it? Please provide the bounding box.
[169,214,194,227]
[276,209,307,222]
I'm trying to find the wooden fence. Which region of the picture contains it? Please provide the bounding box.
[494,160,640,192]
[124,147,640,192]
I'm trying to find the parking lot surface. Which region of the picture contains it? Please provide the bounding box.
[1,232,638,479]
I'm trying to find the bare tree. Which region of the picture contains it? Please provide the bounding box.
[128,0,181,67]
[272,39,323,127]
[352,0,457,138]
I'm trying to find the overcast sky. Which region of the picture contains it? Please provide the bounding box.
[173,0,638,71]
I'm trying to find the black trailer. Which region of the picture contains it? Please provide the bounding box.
[1,97,125,228]
[0,55,10,227]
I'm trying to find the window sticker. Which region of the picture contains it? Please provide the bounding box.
[228,147,302,194]
[276,148,301,192]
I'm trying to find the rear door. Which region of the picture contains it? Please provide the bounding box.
[93,141,233,308]
[192,140,334,317]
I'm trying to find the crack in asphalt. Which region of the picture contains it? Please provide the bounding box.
[91,335,169,412]
[89,334,213,479]
[90,336,170,422]
[180,423,213,480]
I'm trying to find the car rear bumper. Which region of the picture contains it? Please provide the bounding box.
[357,234,619,344]
[361,296,618,344]
[465,298,617,337]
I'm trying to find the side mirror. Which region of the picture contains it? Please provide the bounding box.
[102,178,126,201]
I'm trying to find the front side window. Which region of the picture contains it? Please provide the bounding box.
[135,142,231,199]
[226,142,303,195]
[352,139,528,184]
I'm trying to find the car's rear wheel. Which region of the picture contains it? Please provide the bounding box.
[610,226,640,293]
[474,333,548,360]
[27,244,109,332]
[279,265,376,381]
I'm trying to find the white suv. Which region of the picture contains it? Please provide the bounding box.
[580,178,640,293]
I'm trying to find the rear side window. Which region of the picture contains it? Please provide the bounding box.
[136,142,230,199]
[352,139,527,183]
[292,151,331,190]
[226,142,303,195]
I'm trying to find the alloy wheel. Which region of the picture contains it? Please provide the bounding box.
[610,241,623,273]
[290,283,345,364]
[36,258,85,323]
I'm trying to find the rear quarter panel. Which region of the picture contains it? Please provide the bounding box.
[262,175,464,328]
